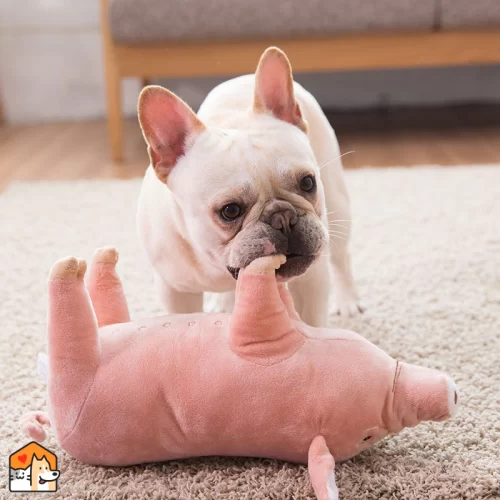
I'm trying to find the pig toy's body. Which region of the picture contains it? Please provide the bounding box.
[23,249,459,500]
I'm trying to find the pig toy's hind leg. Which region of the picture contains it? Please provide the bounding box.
[308,436,339,500]
[48,256,100,441]
[23,250,128,442]
[20,411,51,442]
[87,247,130,327]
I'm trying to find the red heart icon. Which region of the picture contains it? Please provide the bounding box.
[18,454,27,464]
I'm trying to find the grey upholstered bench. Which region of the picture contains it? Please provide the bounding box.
[101,0,500,161]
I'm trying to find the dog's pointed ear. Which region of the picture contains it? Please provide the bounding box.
[253,47,307,133]
[138,86,206,183]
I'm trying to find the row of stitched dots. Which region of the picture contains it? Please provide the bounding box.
[112,320,226,333]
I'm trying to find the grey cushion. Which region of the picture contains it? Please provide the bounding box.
[441,0,500,28]
[109,0,437,44]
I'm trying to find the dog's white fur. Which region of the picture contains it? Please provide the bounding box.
[137,47,361,326]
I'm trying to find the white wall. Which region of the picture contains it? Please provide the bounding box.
[0,0,140,123]
[1,0,499,124]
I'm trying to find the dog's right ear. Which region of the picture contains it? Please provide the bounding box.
[253,47,307,133]
[138,86,206,183]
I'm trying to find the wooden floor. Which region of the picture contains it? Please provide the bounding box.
[1,115,500,191]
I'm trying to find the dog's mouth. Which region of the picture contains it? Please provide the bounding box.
[227,253,316,281]
[39,477,56,484]
[227,266,240,280]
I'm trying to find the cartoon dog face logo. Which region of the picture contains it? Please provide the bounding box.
[30,454,60,491]
[9,442,60,492]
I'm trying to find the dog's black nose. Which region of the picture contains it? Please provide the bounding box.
[52,472,58,476]
[271,210,297,236]
[260,201,298,237]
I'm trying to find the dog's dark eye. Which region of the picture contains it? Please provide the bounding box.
[300,175,315,192]
[220,203,242,221]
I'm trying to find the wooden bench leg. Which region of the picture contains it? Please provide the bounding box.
[101,0,123,162]
[104,63,123,162]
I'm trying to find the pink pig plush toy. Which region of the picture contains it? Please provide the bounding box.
[22,248,459,500]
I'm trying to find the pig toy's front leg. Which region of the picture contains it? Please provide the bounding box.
[308,436,339,500]
[231,258,340,500]
[229,255,305,364]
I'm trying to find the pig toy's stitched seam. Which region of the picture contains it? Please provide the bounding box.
[230,336,306,366]
[391,362,403,416]
[307,337,360,343]
[392,361,400,393]
[230,333,361,367]
[59,370,98,446]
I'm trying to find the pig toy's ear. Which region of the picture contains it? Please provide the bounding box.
[138,86,206,184]
[229,256,304,364]
[308,436,339,500]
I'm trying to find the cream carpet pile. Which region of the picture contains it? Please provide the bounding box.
[1,166,499,499]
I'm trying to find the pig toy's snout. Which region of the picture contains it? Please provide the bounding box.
[391,363,460,430]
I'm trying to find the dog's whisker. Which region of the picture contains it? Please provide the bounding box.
[328,233,348,241]
[324,210,341,217]
[328,223,349,230]
[324,239,338,250]
[319,151,355,170]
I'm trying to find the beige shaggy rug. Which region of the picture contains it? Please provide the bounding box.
[1,166,499,500]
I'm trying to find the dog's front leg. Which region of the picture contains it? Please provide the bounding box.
[204,290,236,313]
[326,194,364,317]
[155,275,204,314]
[314,135,363,317]
[288,254,330,327]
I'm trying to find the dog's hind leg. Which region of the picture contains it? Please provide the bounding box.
[299,90,363,317]
[48,256,100,440]
[288,253,330,327]
[86,247,130,327]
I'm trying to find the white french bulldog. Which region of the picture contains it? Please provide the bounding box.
[136,47,362,327]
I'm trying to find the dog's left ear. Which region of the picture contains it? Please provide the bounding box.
[253,47,307,133]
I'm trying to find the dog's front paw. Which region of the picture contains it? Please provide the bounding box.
[332,289,365,318]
